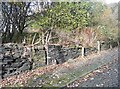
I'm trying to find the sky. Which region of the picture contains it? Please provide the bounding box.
[105,0,120,4]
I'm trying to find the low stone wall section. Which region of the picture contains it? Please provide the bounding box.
[47,45,81,65]
[0,43,32,79]
[0,42,117,78]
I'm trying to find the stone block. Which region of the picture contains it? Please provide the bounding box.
[0,70,2,75]
[3,56,13,62]
[18,62,31,72]
[11,62,21,68]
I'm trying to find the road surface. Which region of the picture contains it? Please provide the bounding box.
[67,59,118,87]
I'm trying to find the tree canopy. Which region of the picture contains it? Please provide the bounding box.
[0,1,119,48]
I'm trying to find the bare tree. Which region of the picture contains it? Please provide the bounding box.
[1,2,31,43]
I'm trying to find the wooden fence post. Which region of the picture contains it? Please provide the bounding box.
[82,46,85,57]
[117,41,119,46]
[97,41,101,53]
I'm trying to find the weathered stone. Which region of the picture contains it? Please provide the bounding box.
[13,52,21,58]
[18,62,31,72]
[0,46,4,52]
[0,43,32,79]
[0,54,3,60]
[46,45,81,65]
[0,70,2,75]
[3,56,13,62]
[7,68,17,74]
[15,58,23,63]
[11,62,21,68]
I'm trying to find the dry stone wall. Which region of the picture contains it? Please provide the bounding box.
[0,43,32,79]
[47,45,81,65]
[0,42,116,78]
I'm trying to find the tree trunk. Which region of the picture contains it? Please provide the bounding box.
[44,44,49,65]
[42,32,45,45]
[1,2,31,43]
[44,30,52,65]
[43,45,47,65]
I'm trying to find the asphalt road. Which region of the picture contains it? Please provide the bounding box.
[67,59,118,87]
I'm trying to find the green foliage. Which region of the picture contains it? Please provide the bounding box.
[30,2,93,31]
[90,2,105,26]
[29,1,119,47]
